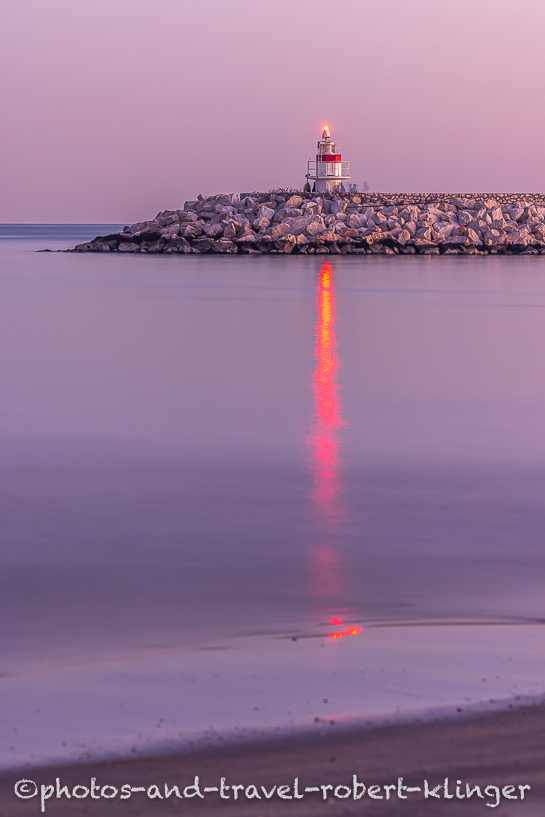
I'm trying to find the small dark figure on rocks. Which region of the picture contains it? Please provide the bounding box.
[303,180,311,193]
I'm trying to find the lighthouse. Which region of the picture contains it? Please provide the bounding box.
[306,126,351,194]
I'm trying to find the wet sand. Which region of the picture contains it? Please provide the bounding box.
[2,704,545,816]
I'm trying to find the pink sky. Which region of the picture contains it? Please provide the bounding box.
[1,0,545,222]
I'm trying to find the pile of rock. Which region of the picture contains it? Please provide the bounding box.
[72,192,545,255]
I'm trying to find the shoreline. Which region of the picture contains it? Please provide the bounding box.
[3,622,545,780]
[2,689,544,774]
[71,192,545,256]
[2,702,545,815]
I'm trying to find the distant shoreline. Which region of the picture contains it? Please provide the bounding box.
[70,192,545,256]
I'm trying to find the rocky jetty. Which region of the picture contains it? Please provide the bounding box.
[73,192,545,255]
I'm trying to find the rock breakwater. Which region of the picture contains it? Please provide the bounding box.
[73,192,545,255]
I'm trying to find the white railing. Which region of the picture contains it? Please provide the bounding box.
[307,160,351,179]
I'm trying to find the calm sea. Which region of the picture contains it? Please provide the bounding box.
[2,225,545,768]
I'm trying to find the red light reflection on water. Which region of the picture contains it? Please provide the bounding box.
[306,265,363,639]
[308,265,360,643]
[329,618,362,640]
[308,263,343,602]
[309,263,342,514]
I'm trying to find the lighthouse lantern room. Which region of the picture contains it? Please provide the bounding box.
[306,126,351,193]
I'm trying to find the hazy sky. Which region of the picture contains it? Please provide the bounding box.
[2,0,545,222]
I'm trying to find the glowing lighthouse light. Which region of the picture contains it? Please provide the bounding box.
[306,125,351,194]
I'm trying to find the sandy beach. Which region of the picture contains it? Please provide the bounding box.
[2,703,545,816]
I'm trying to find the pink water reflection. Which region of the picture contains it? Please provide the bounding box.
[308,264,361,639]
[309,263,343,514]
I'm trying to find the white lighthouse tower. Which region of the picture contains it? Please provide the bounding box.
[306,126,351,194]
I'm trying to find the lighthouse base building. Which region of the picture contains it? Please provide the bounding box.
[306,126,351,194]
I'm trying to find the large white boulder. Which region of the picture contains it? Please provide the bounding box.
[466,228,482,245]
[508,229,532,246]
[270,222,292,240]
[285,195,303,209]
[284,216,314,236]
[252,216,271,231]
[256,206,275,221]
[347,213,366,229]
[301,201,321,215]
[305,220,327,236]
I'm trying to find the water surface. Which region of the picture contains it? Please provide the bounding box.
[2,227,545,766]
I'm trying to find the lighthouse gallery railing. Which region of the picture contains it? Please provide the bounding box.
[307,160,351,179]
